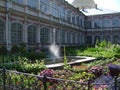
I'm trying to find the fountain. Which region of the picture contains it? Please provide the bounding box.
[46,28,96,67]
[49,28,60,62]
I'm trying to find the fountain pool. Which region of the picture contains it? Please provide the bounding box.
[45,56,96,69]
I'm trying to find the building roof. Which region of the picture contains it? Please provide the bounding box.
[81,6,119,16]
[72,0,95,9]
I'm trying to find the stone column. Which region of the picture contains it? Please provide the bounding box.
[50,0,52,15]
[92,35,95,45]
[92,20,94,29]
[82,19,84,28]
[23,17,28,49]
[75,15,77,25]
[24,0,28,13]
[65,31,67,44]
[71,32,73,44]
[59,29,62,45]
[77,33,79,44]
[24,19,28,43]
[37,0,40,10]
[110,15,112,27]
[37,24,40,44]
[6,0,11,50]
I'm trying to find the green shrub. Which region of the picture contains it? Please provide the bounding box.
[19,42,27,54]
[11,45,20,54]
[25,51,45,60]
[0,45,7,55]
[0,58,47,74]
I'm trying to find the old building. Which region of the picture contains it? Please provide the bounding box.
[81,6,120,45]
[0,0,85,50]
[0,0,120,50]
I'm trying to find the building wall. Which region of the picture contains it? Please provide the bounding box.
[86,13,120,45]
[0,0,85,50]
[0,0,120,50]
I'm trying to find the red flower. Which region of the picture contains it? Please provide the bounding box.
[16,82,20,85]
[48,85,53,89]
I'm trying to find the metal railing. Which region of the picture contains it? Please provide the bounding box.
[0,68,120,90]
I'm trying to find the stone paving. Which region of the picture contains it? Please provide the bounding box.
[46,56,96,68]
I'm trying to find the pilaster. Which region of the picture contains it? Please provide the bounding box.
[37,24,40,44]
[24,17,28,43]
[6,0,11,50]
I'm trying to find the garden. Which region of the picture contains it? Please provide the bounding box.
[0,40,120,90]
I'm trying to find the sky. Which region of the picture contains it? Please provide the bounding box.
[66,0,120,12]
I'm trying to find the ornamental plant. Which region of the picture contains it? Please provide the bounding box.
[89,66,103,77]
[63,46,71,70]
[40,69,55,77]
[40,69,57,86]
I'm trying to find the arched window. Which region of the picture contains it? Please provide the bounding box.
[103,35,110,42]
[11,23,23,43]
[85,20,92,28]
[0,20,5,43]
[40,27,50,44]
[28,25,37,43]
[86,36,92,45]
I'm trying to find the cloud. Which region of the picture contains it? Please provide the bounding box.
[66,0,74,4]
[94,0,120,11]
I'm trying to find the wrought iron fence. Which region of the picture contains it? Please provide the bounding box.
[0,68,120,90]
[0,69,3,90]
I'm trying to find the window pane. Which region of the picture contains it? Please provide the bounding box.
[11,23,23,43]
[13,0,24,4]
[0,20,5,43]
[28,0,37,9]
[40,27,50,43]
[52,3,59,17]
[102,19,110,27]
[60,7,65,21]
[28,25,37,43]
[66,11,71,23]
[40,0,50,14]
[85,20,92,28]
[72,14,76,25]
[94,19,101,28]
[112,18,119,27]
